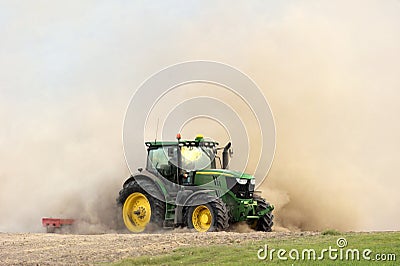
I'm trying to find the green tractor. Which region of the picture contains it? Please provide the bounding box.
[117,134,274,232]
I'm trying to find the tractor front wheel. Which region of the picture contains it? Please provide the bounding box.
[186,198,229,232]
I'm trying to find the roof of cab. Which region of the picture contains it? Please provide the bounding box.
[145,139,219,148]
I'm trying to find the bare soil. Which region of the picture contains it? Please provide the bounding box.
[0,231,318,265]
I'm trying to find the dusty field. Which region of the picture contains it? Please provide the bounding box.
[0,231,317,265]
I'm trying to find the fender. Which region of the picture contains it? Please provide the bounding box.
[123,171,167,202]
[183,189,217,206]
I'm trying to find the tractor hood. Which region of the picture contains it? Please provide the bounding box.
[196,169,254,180]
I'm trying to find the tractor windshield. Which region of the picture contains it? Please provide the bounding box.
[181,146,216,171]
[146,145,217,178]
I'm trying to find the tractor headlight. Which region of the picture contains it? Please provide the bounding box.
[236,178,248,185]
[250,179,256,185]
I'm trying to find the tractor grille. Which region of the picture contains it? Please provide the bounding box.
[227,178,255,199]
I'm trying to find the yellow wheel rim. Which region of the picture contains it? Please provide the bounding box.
[192,205,212,232]
[123,192,151,232]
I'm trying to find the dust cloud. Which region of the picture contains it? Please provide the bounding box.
[1,1,399,233]
[252,1,400,231]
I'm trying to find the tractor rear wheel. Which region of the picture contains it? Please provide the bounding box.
[186,198,229,232]
[118,180,165,233]
[251,197,274,232]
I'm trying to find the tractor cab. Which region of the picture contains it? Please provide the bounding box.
[145,134,230,186]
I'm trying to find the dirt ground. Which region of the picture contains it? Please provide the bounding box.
[0,230,318,265]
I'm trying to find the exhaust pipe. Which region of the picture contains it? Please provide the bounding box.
[222,142,231,169]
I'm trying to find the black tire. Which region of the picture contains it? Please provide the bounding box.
[117,180,165,232]
[253,197,274,232]
[185,196,229,232]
